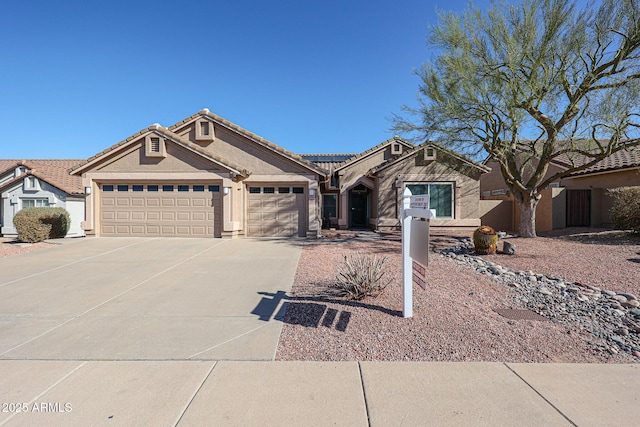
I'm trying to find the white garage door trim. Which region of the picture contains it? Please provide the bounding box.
[100,183,222,237]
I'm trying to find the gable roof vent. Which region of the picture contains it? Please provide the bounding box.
[424,146,436,161]
[391,143,402,155]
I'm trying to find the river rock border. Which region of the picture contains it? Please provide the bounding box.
[441,238,640,360]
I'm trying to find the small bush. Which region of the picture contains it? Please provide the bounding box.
[609,187,640,234]
[13,207,71,243]
[336,253,391,300]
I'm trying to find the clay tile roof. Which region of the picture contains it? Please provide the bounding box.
[333,136,415,172]
[70,126,156,173]
[300,153,357,172]
[169,110,328,176]
[566,146,640,176]
[70,125,251,177]
[368,141,491,175]
[0,159,85,195]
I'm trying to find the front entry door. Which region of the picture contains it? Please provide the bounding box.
[350,192,368,228]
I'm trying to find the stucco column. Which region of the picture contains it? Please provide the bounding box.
[307,180,320,238]
[81,176,95,235]
[338,192,348,229]
[221,178,240,238]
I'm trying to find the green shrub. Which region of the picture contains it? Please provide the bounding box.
[13,207,71,242]
[336,253,391,300]
[609,187,640,234]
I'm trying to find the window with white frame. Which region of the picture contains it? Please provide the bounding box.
[22,198,49,209]
[405,182,454,218]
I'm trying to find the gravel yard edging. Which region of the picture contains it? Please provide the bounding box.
[277,231,639,363]
[442,238,640,359]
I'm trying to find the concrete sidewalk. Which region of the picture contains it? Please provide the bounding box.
[1,361,637,426]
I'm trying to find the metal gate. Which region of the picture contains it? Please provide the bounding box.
[566,189,591,227]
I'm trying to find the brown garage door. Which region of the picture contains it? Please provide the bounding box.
[247,186,306,237]
[100,183,222,237]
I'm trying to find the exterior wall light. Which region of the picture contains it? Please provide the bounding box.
[223,187,230,195]
[85,186,92,195]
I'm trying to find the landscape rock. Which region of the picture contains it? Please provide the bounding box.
[502,241,516,255]
[439,242,640,360]
[622,300,640,308]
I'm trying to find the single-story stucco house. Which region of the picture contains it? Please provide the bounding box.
[0,160,85,237]
[69,109,491,238]
[304,138,490,231]
[480,147,640,232]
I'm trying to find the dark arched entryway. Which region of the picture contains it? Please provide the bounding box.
[349,184,370,228]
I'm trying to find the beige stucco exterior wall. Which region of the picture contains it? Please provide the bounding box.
[559,168,640,225]
[335,145,401,229]
[78,121,324,238]
[173,122,312,176]
[376,154,484,229]
[480,160,565,196]
[480,199,514,231]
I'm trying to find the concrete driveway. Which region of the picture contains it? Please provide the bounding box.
[0,237,300,361]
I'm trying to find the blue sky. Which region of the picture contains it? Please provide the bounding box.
[0,0,490,159]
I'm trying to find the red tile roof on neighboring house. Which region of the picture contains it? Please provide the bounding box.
[565,147,640,176]
[0,159,85,195]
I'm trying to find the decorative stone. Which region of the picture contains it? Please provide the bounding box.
[611,335,624,345]
[438,242,640,360]
[615,328,629,336]
[489,266,502,275]
[622,300,640,308]
[502,241,516,255]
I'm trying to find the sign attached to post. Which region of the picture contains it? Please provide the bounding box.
[401,187,434,318]
[412,260,426,290]
[409,218,429,267]
[409,195,429,210]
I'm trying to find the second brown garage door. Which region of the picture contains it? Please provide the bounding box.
[247,186,306,237]
[100,183,222,237]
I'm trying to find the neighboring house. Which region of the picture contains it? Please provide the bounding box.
[480,148,640,232]
[305,138,491,231]
[0,160,85,237]
[70,109,328,238]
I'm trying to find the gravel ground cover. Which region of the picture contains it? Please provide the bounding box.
[0,239,51,258]
[276,228,640,363]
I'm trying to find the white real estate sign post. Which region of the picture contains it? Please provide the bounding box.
[402,188,435,318]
